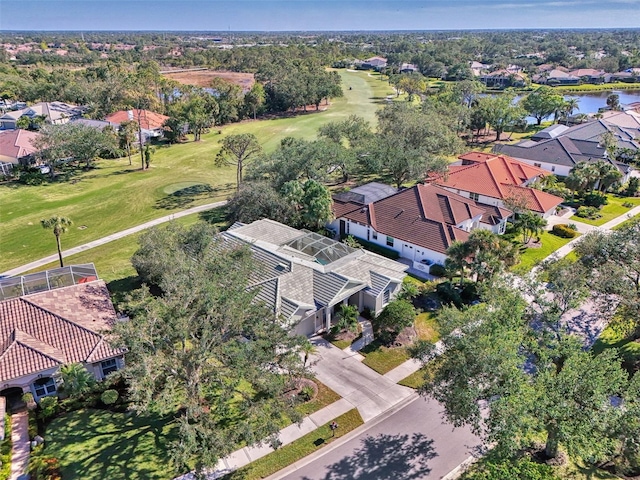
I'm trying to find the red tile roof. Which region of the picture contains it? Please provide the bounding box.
[335,184,489,254]
[105,109,169,131]
[431,152,563,214]
[0,281,122,383]
[0,129,40,162]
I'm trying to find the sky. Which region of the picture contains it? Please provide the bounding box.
[1,0,640,31]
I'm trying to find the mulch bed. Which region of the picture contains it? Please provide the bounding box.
[284,378,318,402]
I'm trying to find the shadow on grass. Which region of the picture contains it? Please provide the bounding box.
[302,432,436,480]
[45,409,179,480]
[107,276,142,303]
[199,206,230,229]
[155,183,216,210]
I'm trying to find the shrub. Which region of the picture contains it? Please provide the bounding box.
[374,299,416,343]
[333,304,359,333]
[298,385,315,402]
[583,192,608,208]
[624,177,639,197]
[342,235,362,248]
[344,236,400,259]
[429,264,446,277]
[436,282,463,308]
[28,446,62,480]
[622,201,634,208]
[566,223,578,231]
[465,457,560,480]
[38,396,59,421]
[100,389,119,406]
[551,224,577,238]
[575,206,601,219]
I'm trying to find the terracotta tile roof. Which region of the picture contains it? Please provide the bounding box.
[0,129,40,163]
[431,152,562,214]
[105,109,169,131]
[0,281,121,383]
[335,184,482,254]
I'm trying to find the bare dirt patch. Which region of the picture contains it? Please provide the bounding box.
[163,70,255,90]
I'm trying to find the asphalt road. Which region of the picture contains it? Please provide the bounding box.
[276,396,482,480]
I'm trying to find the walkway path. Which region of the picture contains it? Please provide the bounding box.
[9,411,29,480]
[176,339,419,480]
[541,204,640,264]
[1,201,228,278]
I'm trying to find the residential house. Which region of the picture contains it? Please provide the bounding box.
[222,219,407,337]
[105,109,170,142]
[0,129,39,167]
[430,152,563,218]
[0,102,85,130]
[360,56,388,71]
[0,265,124,409]
[470,61,490,77]
[533,69,580,86]
[69,118,118,130]
[331,182,511,272]
[479,70,526,88]
[568,68,611,84]
[399,63,419,74]
[611,68,640,83]
[494,118,636,180]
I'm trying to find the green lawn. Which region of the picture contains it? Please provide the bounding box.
[226,409,364,480]
[570,194,640,226]
[361,311,440,375]
[0,69,394,273]
[592,315,640,369]
[398,368,426,389]
[44,409,180,480]
[513,230,577,273]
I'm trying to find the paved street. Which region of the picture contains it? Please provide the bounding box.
[271,396,482,480]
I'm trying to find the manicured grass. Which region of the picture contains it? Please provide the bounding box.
[360,341,411,374]
[512,230,577,273]
[592,315,640,368]
[398,368,427,389]
[225,409,364,480]
[25,207,229,300]
[415,312,440,344]
[44,409,180,480]
[545,81,640,93]
[0,69,393,273]
[295,380,342,417]
[570,194,640,226]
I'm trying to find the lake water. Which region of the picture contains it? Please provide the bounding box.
[509,89,640,124]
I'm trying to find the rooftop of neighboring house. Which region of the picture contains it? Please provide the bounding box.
[333,183,511,255]
[221,219,407,323]
[69,118,118,130]
[0,129,39,163]
[531,124,570,140]
[105,109,169,131]
[431,152,563,214]
[569,68,606,77]
[27,102,86,122]
[0,276,122,383]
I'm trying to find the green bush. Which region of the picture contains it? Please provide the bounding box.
[374,299,416,343]
[38,396,59,421]
[622,201,635,208]
[298,386,315,402]
[583,192,608,208]
[100,389,119,406]
[436,282,463,308]
[333,304,359,333]
[428,264,446,277]
[575,206,601,219]
[344,236,400,259]
[551,224,577,238]
[463,457,560,480]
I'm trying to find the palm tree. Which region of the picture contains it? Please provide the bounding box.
[445,240,471,285]
[300,340,317,368]
[55,363,96,398]
[118,120,138,166]
[41,216,72,267]
[514,211,548,244]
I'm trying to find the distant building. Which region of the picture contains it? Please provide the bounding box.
[360,56,388,71]
[105,109,169,142]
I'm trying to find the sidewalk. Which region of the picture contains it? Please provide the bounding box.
[1,200,228,277]
[176,338,419,480]
[9,411,29,480]
[541,205,640,264]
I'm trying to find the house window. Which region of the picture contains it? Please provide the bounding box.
[346,222,350,234]
[34,377,56,398]
[383,289,390,304]
[470,192,479,201]
[372,231,378,240]
[101,359,118,377]
[534,162,542,168]
[551,166,556,172]
[386,236,394,247]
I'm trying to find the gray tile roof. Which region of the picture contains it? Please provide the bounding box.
[229,219,304,245]
[368,271,392,297]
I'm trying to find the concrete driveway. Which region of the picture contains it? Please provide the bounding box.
[272,395,483,480]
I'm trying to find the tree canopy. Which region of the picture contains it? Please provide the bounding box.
[119,222,307,473]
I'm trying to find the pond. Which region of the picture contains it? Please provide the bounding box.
[509,89,640,124]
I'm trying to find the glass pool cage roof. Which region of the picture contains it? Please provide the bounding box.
[0,264,99,302]
[285,231,355,265]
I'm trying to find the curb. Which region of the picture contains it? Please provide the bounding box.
[264,392,420,480]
